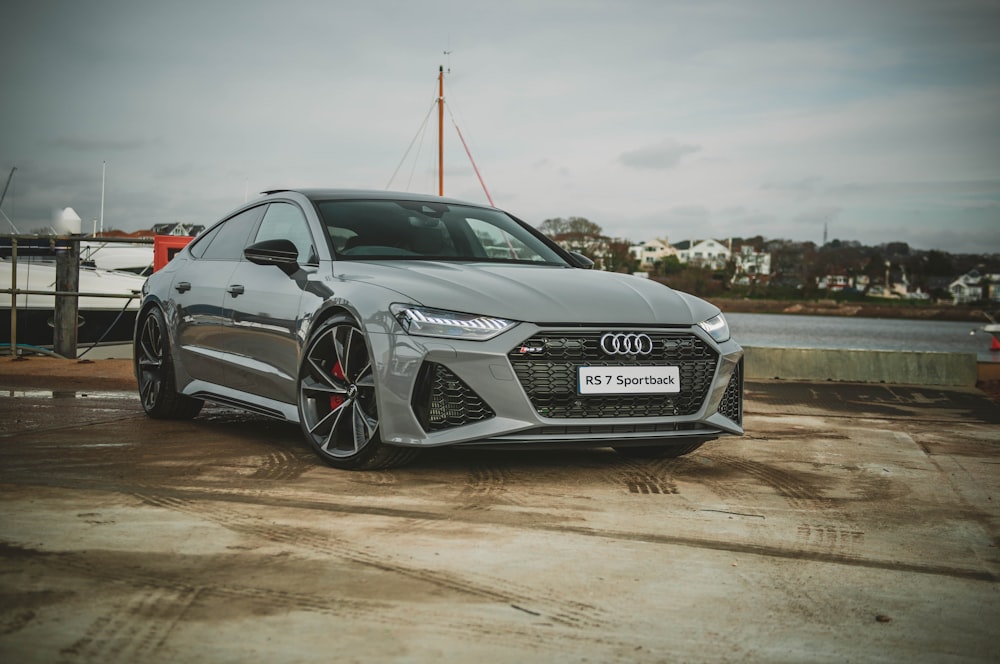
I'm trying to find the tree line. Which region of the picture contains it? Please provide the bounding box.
[537,217,1000,301]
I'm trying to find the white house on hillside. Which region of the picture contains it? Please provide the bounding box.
[732,245,771,280]
[630,238,677,268]
[950,270,983,304]
[674,239,731,270]
[990,276,1000,303]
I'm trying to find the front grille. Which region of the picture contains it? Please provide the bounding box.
[508,331,718,418]
[411,361,494,432]
[718,359,743,424]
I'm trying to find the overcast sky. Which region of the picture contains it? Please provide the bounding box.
[2,0,998,253]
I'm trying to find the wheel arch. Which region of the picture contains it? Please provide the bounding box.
[135,296,172,343]
[302,303,358,350]
[133,297,204,420]
[134,297,165,336]
[134,296,194,392]
[133,298,166,377]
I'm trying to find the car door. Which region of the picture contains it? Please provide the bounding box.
[222,201,317,404]
[174,205,264,385]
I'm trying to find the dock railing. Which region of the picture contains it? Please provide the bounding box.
[2,234,154,358]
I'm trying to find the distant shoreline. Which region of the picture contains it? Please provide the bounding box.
[710,298,994,323]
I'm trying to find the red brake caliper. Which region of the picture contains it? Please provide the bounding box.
[330,361,346,410]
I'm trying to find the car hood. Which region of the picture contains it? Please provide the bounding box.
[335,261,718,325]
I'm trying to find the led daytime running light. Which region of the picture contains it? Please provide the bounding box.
[403,307,510,332]
[392,304,517,340]
[698,314,730,343]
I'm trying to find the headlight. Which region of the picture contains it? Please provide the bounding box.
[698,313,730,343]
[391,304,518,341]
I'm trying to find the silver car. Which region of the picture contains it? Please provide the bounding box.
[135,189,743,469]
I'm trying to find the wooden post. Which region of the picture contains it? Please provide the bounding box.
[53,238,79,358]
[9,237,17,356]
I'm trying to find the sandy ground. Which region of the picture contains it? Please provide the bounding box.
[0,360,998,662]
[0,356,136,391]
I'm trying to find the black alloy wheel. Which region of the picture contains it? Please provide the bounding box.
[134,307,203,419]
[297,314,418,470]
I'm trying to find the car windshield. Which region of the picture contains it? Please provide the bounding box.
[316,200,568,265]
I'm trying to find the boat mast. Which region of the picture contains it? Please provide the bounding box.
[0,167,15,210]
[0,167,18,233]
[437,66,444,196]
[100,161,106,235]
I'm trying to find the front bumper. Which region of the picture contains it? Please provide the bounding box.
[368,323,744,449]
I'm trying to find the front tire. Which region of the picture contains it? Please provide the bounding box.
[297,314,418,470]
[134,306,203,419]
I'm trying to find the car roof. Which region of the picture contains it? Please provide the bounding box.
[260,188,492,209]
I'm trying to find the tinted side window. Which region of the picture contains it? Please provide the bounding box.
[200,206,265,260]
[187,224,221,259]
[253,202,317,265]
[465,218,547,261]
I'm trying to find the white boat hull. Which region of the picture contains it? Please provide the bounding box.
[2,260,146,347]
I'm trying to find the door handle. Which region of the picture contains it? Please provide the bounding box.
[175,281,191,293]
[226,284,245,297]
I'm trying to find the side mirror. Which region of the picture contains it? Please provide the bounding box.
[245,238,299,275]
[568,251,595,269]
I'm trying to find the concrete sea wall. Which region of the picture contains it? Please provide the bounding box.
[743,346,980,387]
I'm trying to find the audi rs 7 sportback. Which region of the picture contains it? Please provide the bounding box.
[135,189,743,470]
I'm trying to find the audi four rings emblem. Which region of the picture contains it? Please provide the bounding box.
[600,333,654,355]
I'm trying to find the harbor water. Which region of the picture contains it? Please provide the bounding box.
[726,313,1000,362]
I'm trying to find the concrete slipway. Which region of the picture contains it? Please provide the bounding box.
[0,350,997,663]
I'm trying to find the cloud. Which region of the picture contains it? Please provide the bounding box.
[46,137,152,152]
[2,1,998,254]
[793,206,842,225]
[760,177,825,200]
[619,139,701,171]
[826,179,1000,199]
[763,177,1000,203]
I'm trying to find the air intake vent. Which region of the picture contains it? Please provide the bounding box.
[411,362,495,432]
[717,359,743,424]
